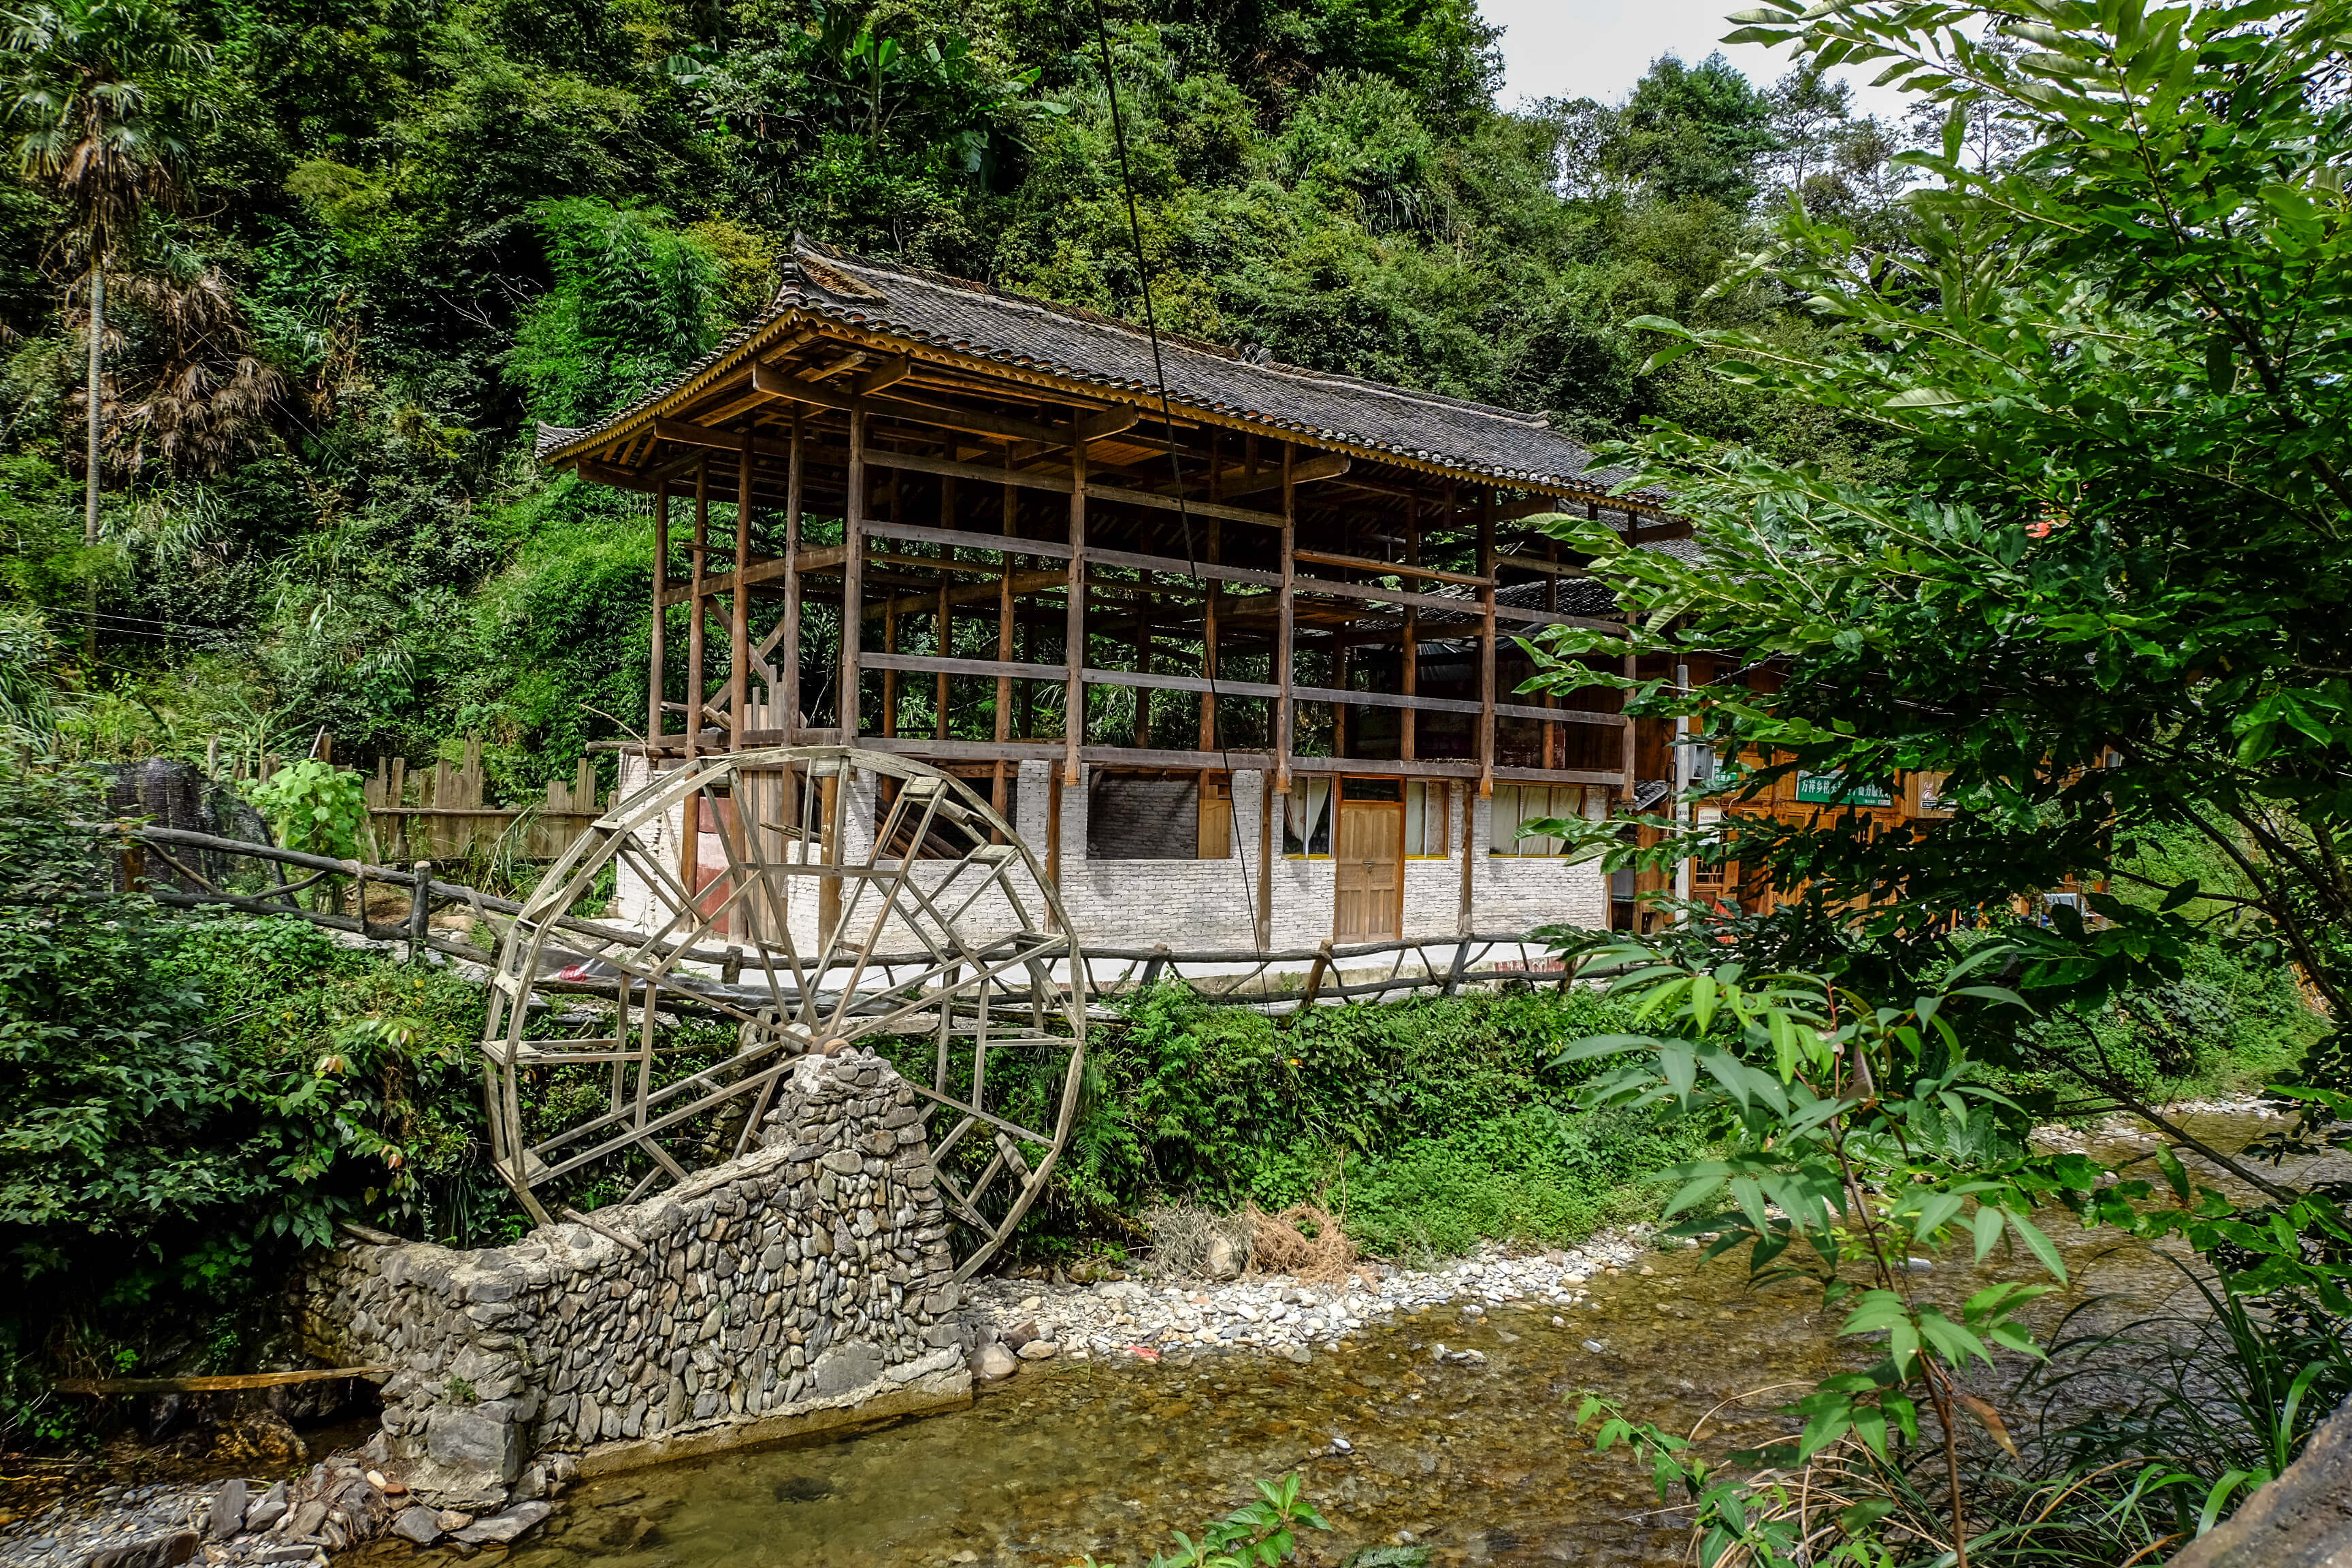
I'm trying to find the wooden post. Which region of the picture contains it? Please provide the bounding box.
[1256,771,1275,951]
[1477,487,1497,800]
[1275,445,1296,798]
[1456,777,1475,935]
[840,410,866,738]
[1620,643,1638,800]
[1140,944,1171,989]
[1301,939,1334,1006]
[1019,620,1036,740]
[1443,936,1473,996]
[1133,563,1152,750]
[1199,514,1220,828]
[650,479,670,747]
[993,468,1015,818]
[730,429,753,752]
[1200,515,1221,751]
[407,859,431,964]
[1543,538,1560,772]
[935,582,951,740]
[1047,769,1064,893]
[685,457,709,761]
[780,412,803,741]
[1401,497,1418,762]
[881,598,898,738]
[1333,639,1350,758]
[1062,442,1088,785]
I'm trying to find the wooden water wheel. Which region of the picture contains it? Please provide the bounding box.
[480,746,1087,1279]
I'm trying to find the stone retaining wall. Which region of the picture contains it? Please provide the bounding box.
[301,1047,973,1510]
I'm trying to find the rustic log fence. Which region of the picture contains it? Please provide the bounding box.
[96,821,1575,1009]
[363,736,605,862]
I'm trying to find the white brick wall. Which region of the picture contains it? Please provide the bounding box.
[608,755,1607,960]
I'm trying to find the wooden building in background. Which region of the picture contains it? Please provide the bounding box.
[540,240,1699,949]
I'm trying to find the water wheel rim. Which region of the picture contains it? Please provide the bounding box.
[480,746,1086,1279]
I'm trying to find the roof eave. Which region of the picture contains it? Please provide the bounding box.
[539,299,1668,510]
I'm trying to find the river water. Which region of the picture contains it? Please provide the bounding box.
[399,1114,2291,1568]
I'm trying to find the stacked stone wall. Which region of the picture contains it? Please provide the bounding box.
[301,1048,971,1510]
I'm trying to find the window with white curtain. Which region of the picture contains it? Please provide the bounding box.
[1403,781,1448,856]
[1489,784,1598,857]
[1281,777,1333,856]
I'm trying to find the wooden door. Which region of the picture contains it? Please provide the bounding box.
[1334,800,1403,943]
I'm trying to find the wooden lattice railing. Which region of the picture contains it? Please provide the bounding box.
[93,821,1574,1009]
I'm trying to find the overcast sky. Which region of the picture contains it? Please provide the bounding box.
[1481,0,1916,120]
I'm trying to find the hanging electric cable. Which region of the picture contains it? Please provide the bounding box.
[1087,0,1267,952]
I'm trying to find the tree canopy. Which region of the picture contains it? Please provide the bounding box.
[0,0,1912,790]
[1534,0,2352,1066]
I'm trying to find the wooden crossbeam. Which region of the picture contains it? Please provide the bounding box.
[1294,547,1491,587]
[852,651,1622,726]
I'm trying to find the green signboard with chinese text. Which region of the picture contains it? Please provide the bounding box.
[1795,771,1895,806]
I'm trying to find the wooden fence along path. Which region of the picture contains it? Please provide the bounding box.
[99,822,1571,1011]
[364,736,604,862]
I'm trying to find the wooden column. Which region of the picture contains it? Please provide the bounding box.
[729,429,753,751]
[1256,771,1275,951]
[936,476,955,739]
[1477,487,1497,800]
[1620,642,1639,800]
[685,456,709,761]
[1456,774,1475,934]
[1274,445,1296,798]
[649,478,670,746]
[881,598,898,738]
[1133,559,1152,749]
[1401,497,1418,762]
[779,412,803,741]
[1019,620,1036,739]
[993,469,1015,816]
[934,584,951,740]
[1542,538,1559,772]
[1333,640,1350,757]
[1062,442,1088,785]
[1199,516,1221,752]
[839,410,865,738]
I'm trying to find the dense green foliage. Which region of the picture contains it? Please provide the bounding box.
[1566,947,2351,1567]
[1509,1,2352,1559]
[1054,983,1703,1260]
[0,768,500,1439]
[0,0,1908,794]
[1531,0,2352,1058]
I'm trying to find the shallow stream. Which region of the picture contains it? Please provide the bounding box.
[383,1113,2295,1568]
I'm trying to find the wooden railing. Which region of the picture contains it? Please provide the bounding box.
[101,823,1573,1011]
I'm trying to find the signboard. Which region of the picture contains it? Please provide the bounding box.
[1795,770,1894,806]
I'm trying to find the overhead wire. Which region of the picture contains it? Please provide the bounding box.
[1087,0,1267,952]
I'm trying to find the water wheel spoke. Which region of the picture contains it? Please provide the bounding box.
[485,748,1083,1279]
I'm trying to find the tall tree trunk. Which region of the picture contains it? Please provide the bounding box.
[84,250,103,666]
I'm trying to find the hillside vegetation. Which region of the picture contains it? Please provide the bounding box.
[0,0,1908,789]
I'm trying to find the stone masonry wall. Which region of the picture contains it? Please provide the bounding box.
[301,1049,970,1510]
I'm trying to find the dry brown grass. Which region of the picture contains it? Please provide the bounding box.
[1243,1201,1358,1285]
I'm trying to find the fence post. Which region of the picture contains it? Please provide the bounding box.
[1442,937,1473,996]
[1139,944,1171,990]
[408,861,431,964]
[1301,940,1335,1006]
[118,830,145,894]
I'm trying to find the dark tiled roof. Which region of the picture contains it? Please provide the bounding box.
[538,240,1662,502]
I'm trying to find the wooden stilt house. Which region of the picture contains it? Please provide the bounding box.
[539,240,1695,949]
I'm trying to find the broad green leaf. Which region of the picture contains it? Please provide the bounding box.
[1972,1203,2006,1261]
[2003,1209,2069,1284]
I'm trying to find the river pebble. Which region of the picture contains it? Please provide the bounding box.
[960,1227,1654,1367]
[1,1437,563,1567]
